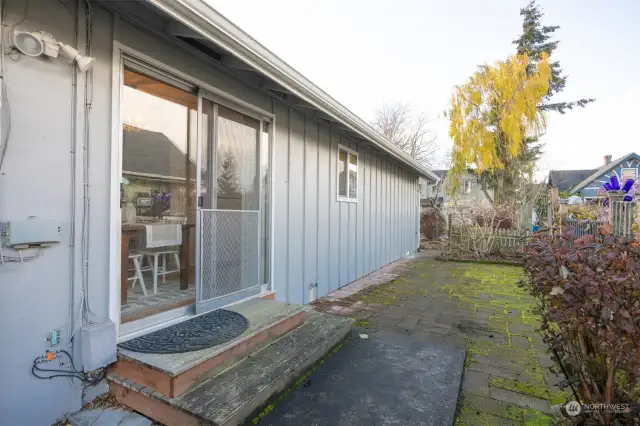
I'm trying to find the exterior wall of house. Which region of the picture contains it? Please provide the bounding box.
[425,171,493,208]
[0,3,420,425]
[578,156,640,198]
[418,176,436,200]
[272,107,419,303]
[0,4,114,425]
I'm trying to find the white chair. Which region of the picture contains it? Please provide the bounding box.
[128,253,148,297]
[140,224,182,294]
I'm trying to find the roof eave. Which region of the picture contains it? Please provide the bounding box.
[145,0,439,182]
[570,153,638,193]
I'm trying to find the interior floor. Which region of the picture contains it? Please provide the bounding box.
[121,273,195,323]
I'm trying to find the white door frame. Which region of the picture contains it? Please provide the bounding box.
[108,41,276,339]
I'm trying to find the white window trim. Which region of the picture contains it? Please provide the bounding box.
[621,167,638,180]
[337,144,358,202]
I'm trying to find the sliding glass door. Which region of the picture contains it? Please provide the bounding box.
[119,63,198,326]
[117,54,273,335]
[196,94,271,313]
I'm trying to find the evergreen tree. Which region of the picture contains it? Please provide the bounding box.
[217,150,241,202]
[481,1,594,200]
[514,1,595,114]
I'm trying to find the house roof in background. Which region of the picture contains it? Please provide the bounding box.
[432,170,449,179]
[570,152,640,192]
[432,169,480,180]
[123,127,197,180]
[548,169,595,192]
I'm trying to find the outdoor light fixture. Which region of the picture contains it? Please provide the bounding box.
[57,43,95,72]
[11,30,95,72]
[13,31,59,58]
[13,31,45,57]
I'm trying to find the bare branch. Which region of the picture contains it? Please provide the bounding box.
[371,102,438,167]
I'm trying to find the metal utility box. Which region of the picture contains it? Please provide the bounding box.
[80,320,117,372]
[5,219,61,247]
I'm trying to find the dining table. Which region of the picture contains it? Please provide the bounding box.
[121,223,195,305]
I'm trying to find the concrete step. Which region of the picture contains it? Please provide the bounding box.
[111,299,305,398]
[109,311,353,426]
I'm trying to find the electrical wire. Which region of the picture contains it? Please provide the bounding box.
[0,246,45,262]
[32,350,106,386]
[0,1,14,272]
[0,0,12,172]
[80,0,95,323]
[66,0,80,354]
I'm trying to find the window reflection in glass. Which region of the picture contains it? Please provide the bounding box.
[349,152,358,199]
[338,149,347,197]
[261,124,270,284]
[216,105,260,211]
[121,67,198,225]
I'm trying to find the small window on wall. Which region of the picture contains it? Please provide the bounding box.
[463,180,472,194]
[338,145,358,201]
[622,168,638,181]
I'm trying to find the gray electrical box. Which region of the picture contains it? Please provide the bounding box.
[5,219,61,247]
[80,320,117,372]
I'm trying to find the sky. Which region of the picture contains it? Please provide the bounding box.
[205,0,640,180]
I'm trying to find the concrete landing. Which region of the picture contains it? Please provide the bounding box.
[260,328,465,426]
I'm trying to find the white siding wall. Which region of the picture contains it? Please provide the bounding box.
[0,3,420,424]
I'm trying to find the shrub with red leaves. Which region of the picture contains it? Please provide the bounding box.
[475,208,513,230]
[421,209,446,240]
[522,231,640,424]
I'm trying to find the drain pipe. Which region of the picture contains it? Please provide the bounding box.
[309,282,319,303]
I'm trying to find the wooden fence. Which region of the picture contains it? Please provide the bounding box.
[612,201,636,238]
[562,203,635,239]
[562,220,605,238]
[447,201,637,257]
[449,227,525,254]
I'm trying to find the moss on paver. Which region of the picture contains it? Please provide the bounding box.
[336,257,568,425]
[352,318,371,327]
[455,406,520,425]
[490,377,567,405]
[359,287,398,306]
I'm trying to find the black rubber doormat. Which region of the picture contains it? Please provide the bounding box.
[119,309,249,354]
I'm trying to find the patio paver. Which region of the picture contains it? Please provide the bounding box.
[312,252,568,425]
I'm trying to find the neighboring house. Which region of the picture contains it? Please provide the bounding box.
[422,169,494,209]
[549,153,640,199]
[0,1,439,425]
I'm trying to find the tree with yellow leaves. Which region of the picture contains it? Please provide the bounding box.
[447,53,551,201]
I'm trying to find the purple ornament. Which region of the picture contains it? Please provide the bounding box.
[604,183,613,191]
[624,195,633,202]
[609,175,620,191]
[152,191,172,215]
[622,179,635,192]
